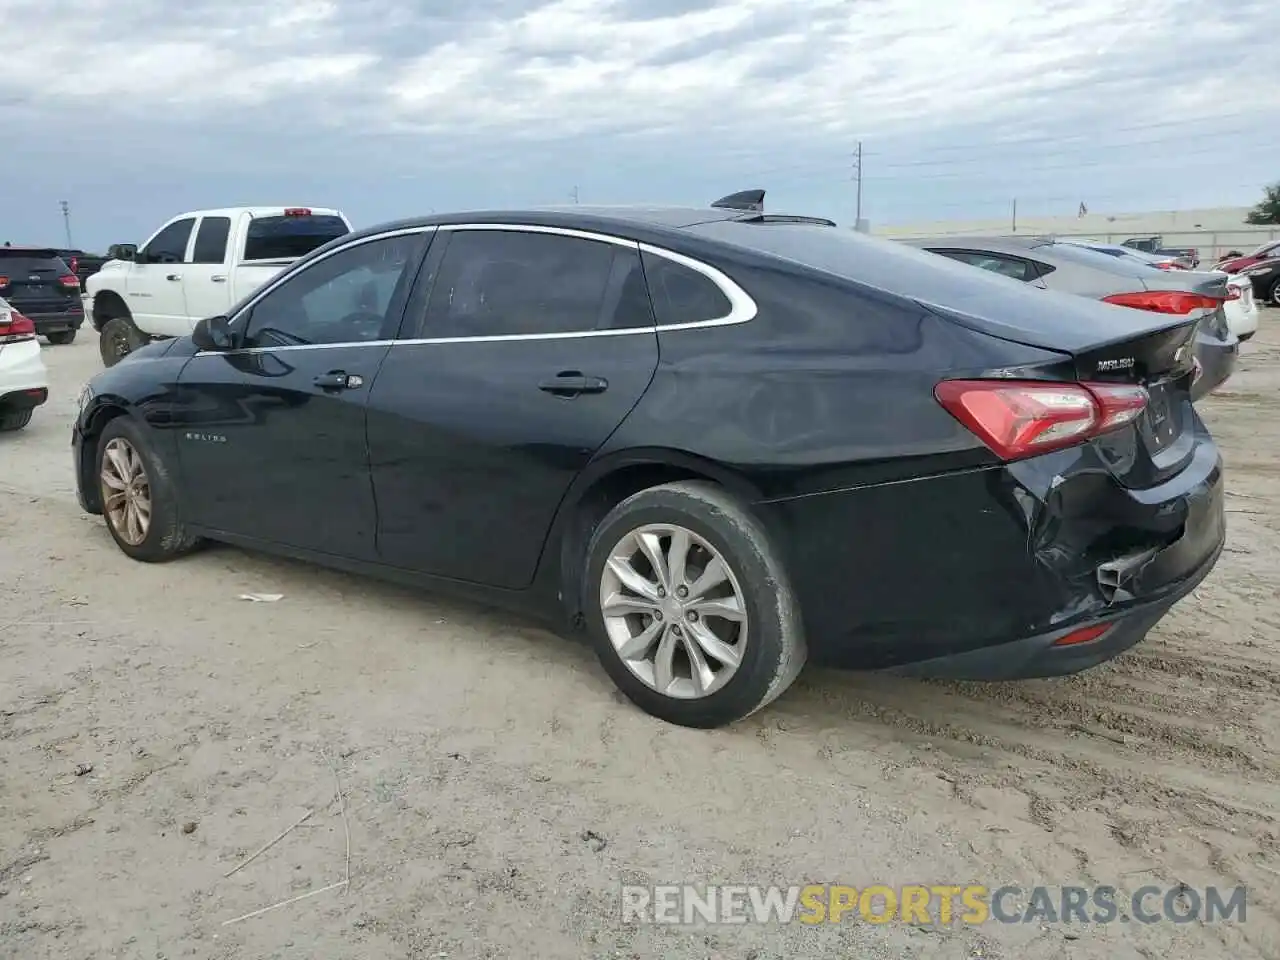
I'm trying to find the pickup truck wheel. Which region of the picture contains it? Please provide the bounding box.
[100,316,146,367]
[96,416,202,562]
[46,330,77,345]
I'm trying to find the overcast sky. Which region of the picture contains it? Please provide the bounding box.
[2,0,1277,250]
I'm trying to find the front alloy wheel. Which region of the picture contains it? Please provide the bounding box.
[100,437,151,545]
[600,523,749,699]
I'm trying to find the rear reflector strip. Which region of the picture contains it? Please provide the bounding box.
[1052,624,1112,647]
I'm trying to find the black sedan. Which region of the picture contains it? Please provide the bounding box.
[73,193,1226,728]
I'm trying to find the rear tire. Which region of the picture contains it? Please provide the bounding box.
[46,330,77,345]
[99,315,147,368]
[582,481,806,728]
[95,416,202,562]
[0,409,33,432]
[1270,278,1280,308]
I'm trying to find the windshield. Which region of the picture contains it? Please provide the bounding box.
[243,214,351,261]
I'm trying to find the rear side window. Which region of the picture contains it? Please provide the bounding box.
[142,218,195,264]
[244,214,350,261]
[641,250,732,326]
[192,217,231,264]
[930,250,1039,283]
[417,229,630,338]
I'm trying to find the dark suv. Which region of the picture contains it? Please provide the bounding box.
[0,247,85,344]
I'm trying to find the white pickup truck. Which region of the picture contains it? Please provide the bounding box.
[85,206,352,366]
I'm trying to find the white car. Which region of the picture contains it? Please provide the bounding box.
[0,296,49,431]
[1222,274,1259,342]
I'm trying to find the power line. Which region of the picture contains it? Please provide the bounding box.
[716,124,1276,182]
[713,134,1279,189]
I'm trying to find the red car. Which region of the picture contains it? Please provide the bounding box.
[1216,239,1280,274]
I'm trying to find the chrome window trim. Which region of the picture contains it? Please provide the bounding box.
[195,221,757,356]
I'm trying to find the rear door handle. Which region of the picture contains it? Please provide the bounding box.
[210,275,227,283]
[165,274,181,282]
[313,370,363,391]
[537,372,608,397]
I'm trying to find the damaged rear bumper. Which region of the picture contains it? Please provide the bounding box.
[758,426,1226,675]
[886,535,1222,681]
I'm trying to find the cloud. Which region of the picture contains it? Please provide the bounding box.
[1,0,1277,246]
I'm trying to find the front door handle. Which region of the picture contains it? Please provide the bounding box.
[538,372,608,397]
[166,274,181,282]
[313,370,363,391]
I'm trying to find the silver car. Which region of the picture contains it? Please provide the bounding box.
[902,236,1238,399]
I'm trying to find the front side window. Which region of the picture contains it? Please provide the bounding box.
[418,229,628,338]
[240,233,421,349]
[142,218,195,264]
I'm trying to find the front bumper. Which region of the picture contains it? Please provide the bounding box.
[26,309,85,335]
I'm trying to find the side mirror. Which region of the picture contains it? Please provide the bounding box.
[192,315,235,351]
[108,243,138,262]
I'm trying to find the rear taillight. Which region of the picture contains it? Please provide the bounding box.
[59,274,80,289]
[1225,287,1241,301]
[934,379,1149,462]
[1102,291,1222,314]
[0,276,8,288]
[0,311,36,344]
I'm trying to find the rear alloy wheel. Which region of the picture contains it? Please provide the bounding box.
[0,409,34,432]
[96,417,201,562]
[45,330,77,345]
[99,316,146,367]
[583,481,806,728]
[1270,278,1280,308]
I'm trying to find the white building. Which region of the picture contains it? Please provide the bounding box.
[872,206,1278,261]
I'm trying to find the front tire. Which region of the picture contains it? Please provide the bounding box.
[99,315,146,368]
[95,417,202,562]
[1270,278,1280,308]
[582,481,806,728]
[45,330,77,345]
[0,409,33,432]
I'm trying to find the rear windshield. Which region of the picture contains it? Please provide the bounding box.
[0,251,70,274]
[1249,240,1280,258]
[243,214,350,261]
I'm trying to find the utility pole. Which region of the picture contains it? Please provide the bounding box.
[852,141,863,230]
[571,185,579,204]
[1011,198,1017,233]
[59,200,74,248]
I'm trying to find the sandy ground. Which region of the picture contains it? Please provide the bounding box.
[2,316,1280,960]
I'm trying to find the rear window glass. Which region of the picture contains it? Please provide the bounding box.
[0,252,70,273]
[243,215,350,261]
